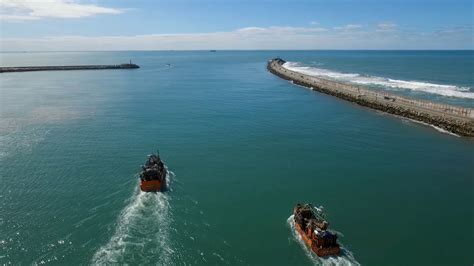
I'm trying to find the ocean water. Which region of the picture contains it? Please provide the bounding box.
[0,51,473,265]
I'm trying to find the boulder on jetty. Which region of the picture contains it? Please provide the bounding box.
[267,58,474,137]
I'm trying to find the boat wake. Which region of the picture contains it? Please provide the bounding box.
[287,215,359,266]
[282,62,474,99]
[92,171,175,264]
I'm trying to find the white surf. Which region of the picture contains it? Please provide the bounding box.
[282,62,474,99]
[92,171,174,264]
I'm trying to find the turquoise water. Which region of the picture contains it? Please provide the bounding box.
[1,51,473,265]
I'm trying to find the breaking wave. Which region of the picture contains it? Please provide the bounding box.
[282,62,474,99]
[92,171,174,265]
[287,215,359,266]
[402,117,461,137]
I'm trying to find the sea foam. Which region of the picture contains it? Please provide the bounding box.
[92,171,174,264]
[282,62,474,99]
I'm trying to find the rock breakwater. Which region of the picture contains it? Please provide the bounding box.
[268,58,474,137]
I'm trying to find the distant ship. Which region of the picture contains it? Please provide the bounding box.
[139,153,166,192]
[209,50,217,52]
[293,203,340,257]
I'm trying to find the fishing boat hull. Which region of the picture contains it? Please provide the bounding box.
[140,179,165,192]
[294,217,340,257]
[139,153,167,192]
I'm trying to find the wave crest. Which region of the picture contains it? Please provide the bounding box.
[282,62,474,99]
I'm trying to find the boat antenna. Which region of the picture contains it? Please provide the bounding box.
[130,59,132,64]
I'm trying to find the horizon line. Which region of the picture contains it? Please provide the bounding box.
[2,49,473,53]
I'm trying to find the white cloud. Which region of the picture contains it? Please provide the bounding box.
[0,24,471,51]
[237,26,327,34]
[376,22,398,32]
[435,25,472,35]
[0,14,40,21]
[236,27,267,33]
[310,21,319,25]
[334,24,363,31]
[0,0,122,21]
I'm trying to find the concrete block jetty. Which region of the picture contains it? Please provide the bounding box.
[268,58,474,137]
[0,63,139,73]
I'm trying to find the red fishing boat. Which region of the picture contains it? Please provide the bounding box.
[139,153,166,192]
[293,203,340,257]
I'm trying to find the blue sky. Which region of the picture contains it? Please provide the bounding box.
[1,0,473,50]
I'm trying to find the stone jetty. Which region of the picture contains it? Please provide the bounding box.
[268,58,474,137]
[0,63,139,73]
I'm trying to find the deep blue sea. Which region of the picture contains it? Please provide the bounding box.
[1,51,473,265]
